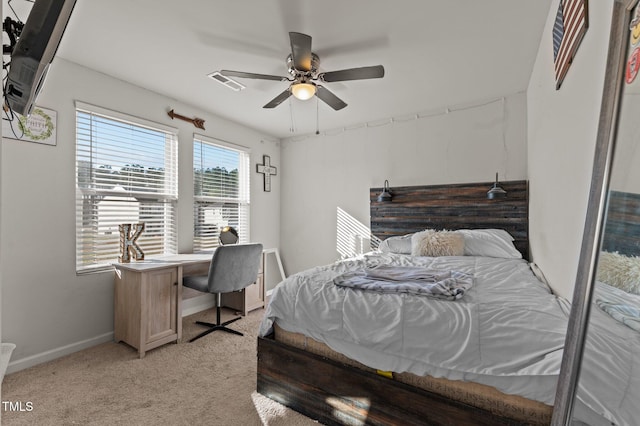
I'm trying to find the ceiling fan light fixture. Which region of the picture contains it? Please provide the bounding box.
[291,83,316,101]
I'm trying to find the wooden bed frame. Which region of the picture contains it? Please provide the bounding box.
[257,180,536,425]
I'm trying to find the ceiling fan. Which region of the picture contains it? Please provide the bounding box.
[220,32,384,111]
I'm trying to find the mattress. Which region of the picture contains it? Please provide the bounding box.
[259,252,638,425]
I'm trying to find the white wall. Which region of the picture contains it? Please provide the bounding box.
[1,59,280,372]
[280,93,528,275]
[609,94,640,192]
[527,0,613,300]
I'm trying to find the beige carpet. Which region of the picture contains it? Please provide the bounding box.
[2,308,320,426]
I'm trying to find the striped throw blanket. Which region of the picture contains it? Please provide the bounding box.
[334,265,473,300]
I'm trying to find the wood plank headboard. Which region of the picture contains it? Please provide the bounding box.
[370,180,529,259]
[601,190,640,257]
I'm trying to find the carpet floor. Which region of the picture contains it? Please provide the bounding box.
[2,308,319,426]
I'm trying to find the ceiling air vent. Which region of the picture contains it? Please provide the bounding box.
[207,71,245,91]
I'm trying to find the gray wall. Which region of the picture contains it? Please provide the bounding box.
[279,93,528,275]
[527,0,614,300]
[1,59,281,372]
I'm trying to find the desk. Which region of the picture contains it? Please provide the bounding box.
[113,251,270,358]
[113,254,210,358]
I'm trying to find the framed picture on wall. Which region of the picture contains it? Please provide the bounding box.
[2,106,57,146]
[553,0,589,89]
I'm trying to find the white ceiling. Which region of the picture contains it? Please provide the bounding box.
[16,0,553,139]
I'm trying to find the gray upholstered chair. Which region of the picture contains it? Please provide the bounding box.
[183,243,263,342]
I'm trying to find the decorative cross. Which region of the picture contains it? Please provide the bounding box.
[256,155,277,192]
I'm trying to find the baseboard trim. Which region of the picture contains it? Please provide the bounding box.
[182,294,216,317]
[6,332,114,375]
[7,296,224,375]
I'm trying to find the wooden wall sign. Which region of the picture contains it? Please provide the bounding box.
[2,106,57,145]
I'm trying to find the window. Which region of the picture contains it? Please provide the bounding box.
[193,135,250,251]
[75,103,178,273]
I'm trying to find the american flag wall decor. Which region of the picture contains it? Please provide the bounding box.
[552,0,589,89]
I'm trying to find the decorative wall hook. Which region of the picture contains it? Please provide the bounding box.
[167,109,205,130]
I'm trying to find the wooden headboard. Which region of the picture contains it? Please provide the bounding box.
[370,180,529,259]
[601,190,640,257]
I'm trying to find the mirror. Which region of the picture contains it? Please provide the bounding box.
[553,0,640,425]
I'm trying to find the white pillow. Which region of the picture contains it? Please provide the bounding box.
[597,251,640,294]
[456,229,522,259]
[378,233,413,254]
[411,229,465,257]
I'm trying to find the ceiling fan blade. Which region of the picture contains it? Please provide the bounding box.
[263,88,292,108]
[316,86,347,111]
[289,32,313,72]
[220,70,288,81]
[319,65,385,82]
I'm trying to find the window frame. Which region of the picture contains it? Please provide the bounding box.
[75,102,179,274]
[192,134,251,252]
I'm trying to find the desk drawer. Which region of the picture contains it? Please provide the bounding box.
[182,262,209,277]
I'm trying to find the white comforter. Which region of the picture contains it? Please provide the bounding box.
[259,252,639,425]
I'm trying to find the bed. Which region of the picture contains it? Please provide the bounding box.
[256,182,638,425]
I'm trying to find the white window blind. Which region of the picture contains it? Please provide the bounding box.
[193,135,250,252]
[75,104,178,273]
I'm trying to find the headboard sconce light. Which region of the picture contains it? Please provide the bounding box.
[377,180,393,202]
[487,173,507,199]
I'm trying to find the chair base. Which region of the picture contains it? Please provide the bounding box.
[189,316,243,342]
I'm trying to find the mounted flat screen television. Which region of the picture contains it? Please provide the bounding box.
[4,0,77,116]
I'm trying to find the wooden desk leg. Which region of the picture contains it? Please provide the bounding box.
[177,267,183,342]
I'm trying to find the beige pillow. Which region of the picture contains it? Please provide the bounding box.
[411,230,465,257]
[597,251,640,295]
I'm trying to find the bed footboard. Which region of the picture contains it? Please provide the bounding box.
[257,334,531,426]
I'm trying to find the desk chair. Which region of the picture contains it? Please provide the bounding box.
[183,243,263,342]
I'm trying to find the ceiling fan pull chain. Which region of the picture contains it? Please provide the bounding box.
[289,97,296,133]
[316,96,320,135]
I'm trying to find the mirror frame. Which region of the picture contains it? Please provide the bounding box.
[552,0,639,424]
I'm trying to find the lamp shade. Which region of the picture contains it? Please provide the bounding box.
[291,83,316,101]
[219,226,239,245]
[377,180,393,202]
[487,173,507,199]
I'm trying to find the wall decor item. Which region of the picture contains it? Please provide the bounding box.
[167,109,205,130]
[257,155,277,192]
[626,4,640,83]
[2,106,57,145]
[552,0,589,89]
[118,223,145,263]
